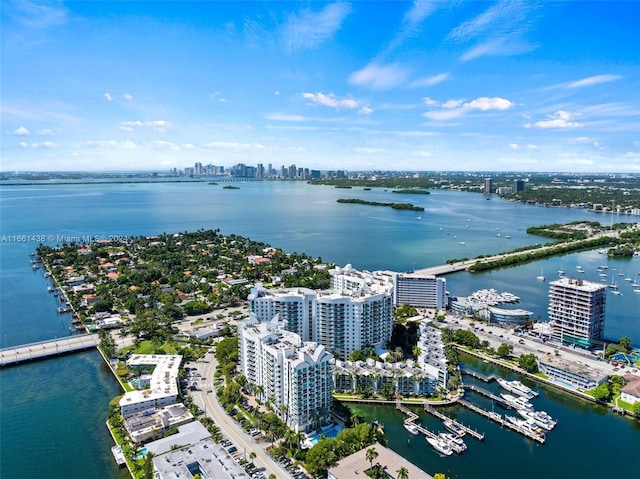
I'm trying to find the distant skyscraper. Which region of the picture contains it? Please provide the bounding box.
[483,178,492,194]
[548,277,607,348]
[514,179,525,192]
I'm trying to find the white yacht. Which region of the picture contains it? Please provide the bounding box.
[443,419,466,437]
[500,393,534,411]
[506,416,545,437]
[404,422,419,435]
[516,409,557,431]
[438,433,467,454]
[496,378,538,399]
[426,436,453,456]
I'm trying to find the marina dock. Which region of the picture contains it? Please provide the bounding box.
[396,403,438,440]
[423,404,484,441]
[457,399,546,444]
[463,384,511,408]
[0,334,99,367]
[396,402,484,441]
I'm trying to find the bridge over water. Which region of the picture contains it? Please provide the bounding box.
[0,334,99,367]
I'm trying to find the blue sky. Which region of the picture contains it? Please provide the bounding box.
[2,1,639,173]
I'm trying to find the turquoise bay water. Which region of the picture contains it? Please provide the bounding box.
[1,181,638,478]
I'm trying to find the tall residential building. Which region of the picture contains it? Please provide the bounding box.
[249,265,395,360]
[548,277,607,348]
[238,317,334,432]
[393,272,446,309]
[483,177,492,194]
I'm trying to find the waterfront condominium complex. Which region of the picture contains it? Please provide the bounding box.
[248,264,395,360]
[238,317,334,432]
[393,272,446,309]
[547,277,607,348]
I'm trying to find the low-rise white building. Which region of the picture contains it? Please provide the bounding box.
[124,403,193,444]
[119,354,182,417]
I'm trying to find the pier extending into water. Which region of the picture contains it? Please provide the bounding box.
[0,334,99,367]
[396,403,438,440]
[423,404,484,441]
[463,384,511,408]
[457,399,546,444]
[396,402,485,441]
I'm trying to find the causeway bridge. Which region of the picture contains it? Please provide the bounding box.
[0,334,99,367]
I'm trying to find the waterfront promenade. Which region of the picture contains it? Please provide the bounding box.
[0,334,99,367]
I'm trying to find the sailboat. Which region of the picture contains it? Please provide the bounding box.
[537,269,546,282]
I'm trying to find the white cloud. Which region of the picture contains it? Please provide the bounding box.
[633,141,640,148]
[353,147,382,154]
[37,128,54,136]
[423,97,440,107]
[150,141,180,151]
[8,125,30,136]
[119,120,171,133]
[264,113,307,122]
[509,143,519,150]
[203,142,266,150]
[411,72,449,88]
[359,106,373,115]
[348,63,411,91]
[104,92,112,102]
[123,93,133,100]
[274,91,280,95]
[533,110,582,129]
[448,0,538,61]
[31,141,57,149]
[566,74,622,89]
[81,140,137,149]
[464,97,514,111]
[302,92,358,110]
[443,99,464,109]
[282,2,351,52]
[422,108,466,121]
[182,143,196,150]
[527,144,538,150]
[19,141,28,148]
[384,0,437,53]
[283,146,304,152]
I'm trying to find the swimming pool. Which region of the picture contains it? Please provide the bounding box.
[306,424,344,446]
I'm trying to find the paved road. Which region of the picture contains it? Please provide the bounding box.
[187,349,295,479]
[439,313,637,380]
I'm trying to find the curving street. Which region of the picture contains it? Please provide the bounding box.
[186,348,295,479]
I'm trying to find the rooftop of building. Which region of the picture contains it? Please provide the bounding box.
[549,276,608,292]
[119,354,182,410]
[327,445,433,479]
[152,437,251,479]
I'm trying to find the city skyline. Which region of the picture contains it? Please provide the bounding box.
[2,1,639,173]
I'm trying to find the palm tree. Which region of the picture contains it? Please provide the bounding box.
[365,447,378,470]
[249,451,257,464]
[397,466,409,479]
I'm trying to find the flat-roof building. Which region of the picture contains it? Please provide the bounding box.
[328,445,433,479]
[249,264,394,360]
[393,272,446,309]
[548,277,607,348]
[119,354,182,417]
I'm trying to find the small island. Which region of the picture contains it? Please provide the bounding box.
[392,189,430,195]
[337,198,424,211]
[222,185,240,189]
